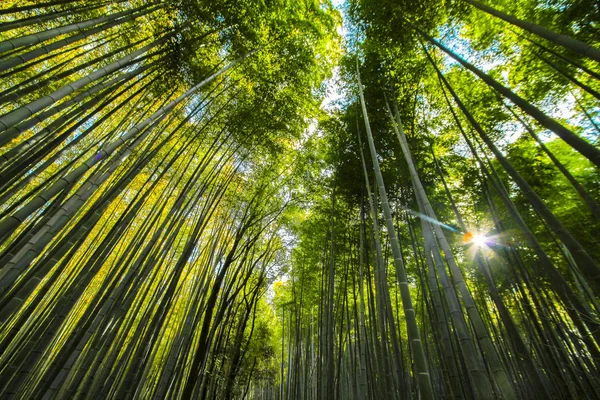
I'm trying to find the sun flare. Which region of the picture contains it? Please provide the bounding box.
[471,233,487,247]
[463,231,487,247]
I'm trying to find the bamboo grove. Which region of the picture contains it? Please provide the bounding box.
[0,0,598,399]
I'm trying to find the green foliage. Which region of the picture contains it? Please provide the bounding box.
[1,0,599,398]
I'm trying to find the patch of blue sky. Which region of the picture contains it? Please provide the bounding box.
[320,0,352,112]
[436,22,514,79]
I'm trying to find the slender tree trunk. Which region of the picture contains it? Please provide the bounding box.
[384,92,516,399]
[426,46,600,297]
[356,60,434,400]
[413,32,600,168]
[463,0,600,63]
[0,52,251,242]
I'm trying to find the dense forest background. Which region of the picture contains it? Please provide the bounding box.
[0,0,598,398]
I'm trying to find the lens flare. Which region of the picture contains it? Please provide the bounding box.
[472,233,487,247]
[463,231,487,247]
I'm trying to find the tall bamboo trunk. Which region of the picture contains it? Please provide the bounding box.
[463,0,600,63]
[356,60,434,400]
